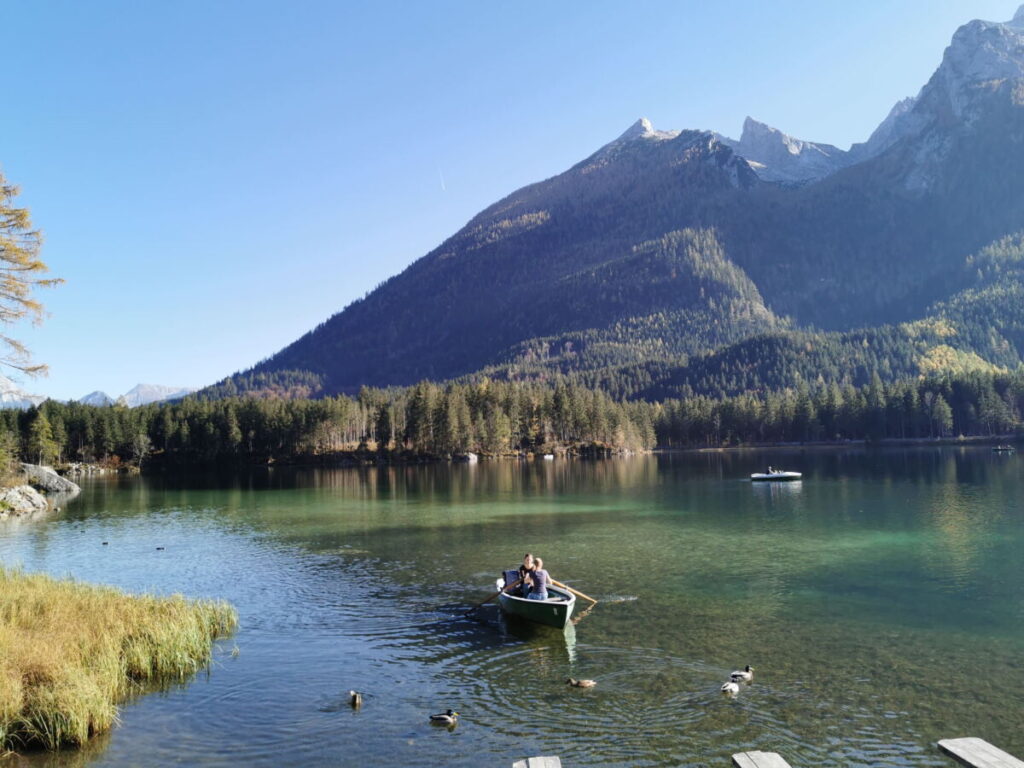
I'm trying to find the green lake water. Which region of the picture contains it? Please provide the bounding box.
[0,448,1021,767]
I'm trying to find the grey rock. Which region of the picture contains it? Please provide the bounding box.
[21,463,81,495]
[0,484,49,518]
[62,462,108,476]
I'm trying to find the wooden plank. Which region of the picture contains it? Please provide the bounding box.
[731,751,792,768]
[939,738,1024,768]
[512,758,562,768]
[940,738,1017,768]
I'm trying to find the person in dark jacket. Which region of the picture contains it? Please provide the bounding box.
[516,553,534,596]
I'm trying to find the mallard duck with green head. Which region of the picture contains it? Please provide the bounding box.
[429,709,459,726]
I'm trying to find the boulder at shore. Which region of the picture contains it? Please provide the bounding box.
[21,464,82,495]
[0,485,49,518]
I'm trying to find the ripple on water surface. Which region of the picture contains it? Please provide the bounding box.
[0,452,1022,767]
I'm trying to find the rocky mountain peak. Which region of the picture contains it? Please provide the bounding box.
[1010,4,1024,28]
[79,391,114,407]
[611,117,680,145]
[617,117,654,141]
[117,383,194,407]
[718,117,849,184]
[740,117,783,144]
[849,7,1024,169]
[942,14,1024,96]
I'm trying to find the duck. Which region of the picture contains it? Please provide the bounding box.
[730,665,754,682]
[429,709,459,725]
[348,690,362,709]
[566,678,597,688]
[721,681,740,695]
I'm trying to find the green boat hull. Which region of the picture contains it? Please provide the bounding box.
[497,582,576,628]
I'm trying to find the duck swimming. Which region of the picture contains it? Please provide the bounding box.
[721,681,740,695]
[730,665,754,682]
[348,690,362,709]
[429,709,459,725]
[566,678,597,688]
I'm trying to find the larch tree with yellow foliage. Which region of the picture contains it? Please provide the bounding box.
[0,170,61,375]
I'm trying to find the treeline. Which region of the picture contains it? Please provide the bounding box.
[3,370,1022,468]
[657,370,1024,447]
[4,380,657,466]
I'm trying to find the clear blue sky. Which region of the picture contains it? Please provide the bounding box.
[1,0,1017,400]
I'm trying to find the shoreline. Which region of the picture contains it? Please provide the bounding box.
[0,567,237,752]
[124,435,1021,473]
[0,465,82,520]
[657,433,1021,454]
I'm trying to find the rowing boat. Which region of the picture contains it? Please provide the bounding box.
[495,578,576,628]
[750,471,802,482]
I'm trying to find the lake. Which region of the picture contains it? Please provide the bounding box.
[1,448,1022,767]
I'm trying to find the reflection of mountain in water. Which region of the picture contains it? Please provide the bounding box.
[39,447,1024,765]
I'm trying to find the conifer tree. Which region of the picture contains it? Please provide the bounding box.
[27,409,57,465]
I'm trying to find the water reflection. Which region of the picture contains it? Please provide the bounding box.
[750,478,803,510]
[0,733,112,768]
[0,448,1022,767]
[496,611,578,665]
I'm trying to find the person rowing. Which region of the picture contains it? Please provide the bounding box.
[525,556,549,601]
[515,552,534,596]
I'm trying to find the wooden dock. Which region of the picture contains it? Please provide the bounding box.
[507,739,1024,768]
[512,758,562,768]
[732,751,792,768]
[938,738,1024,768]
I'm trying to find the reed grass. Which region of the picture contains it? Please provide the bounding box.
[0,566,237,751]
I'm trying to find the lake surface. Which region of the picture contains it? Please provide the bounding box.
[1,448,1022,768]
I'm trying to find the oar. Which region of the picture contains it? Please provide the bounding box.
[551,579,599,605]
[464,578,522,616]
[571,604,596,625]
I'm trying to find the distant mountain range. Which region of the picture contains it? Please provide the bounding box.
[205,6,1024,401]
[0,375,46,410]
[78,384,195,408]
[0,380,195,410]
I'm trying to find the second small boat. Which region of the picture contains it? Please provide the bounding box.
[751,470,802,482]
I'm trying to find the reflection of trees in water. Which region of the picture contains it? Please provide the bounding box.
[310,457,662,504]
[21,448,1024,765]
[924,473,1003,590]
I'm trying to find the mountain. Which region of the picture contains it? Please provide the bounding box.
[79,391,114,407]
[75,385,193,407]
[116,384,194,407]
[717,117,851,183]
[206,6,1024,401]
[0,375,45,410]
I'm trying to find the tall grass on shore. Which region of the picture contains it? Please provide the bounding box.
[0,566,237,751]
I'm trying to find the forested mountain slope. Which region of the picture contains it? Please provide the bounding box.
[208,7,1024,401]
